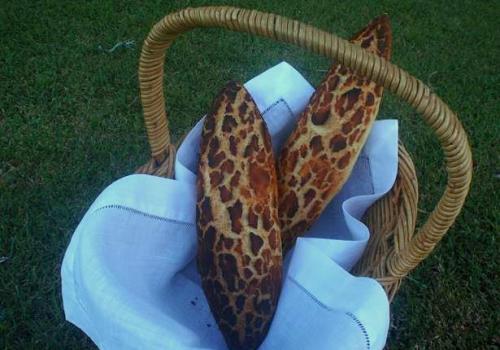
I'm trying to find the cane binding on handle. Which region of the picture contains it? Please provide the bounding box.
[135,6,472,298]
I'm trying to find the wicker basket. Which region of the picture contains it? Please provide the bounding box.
[134,6,472,301]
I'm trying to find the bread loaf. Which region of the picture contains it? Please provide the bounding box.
[196,81,282,350]
[278,16,393,253]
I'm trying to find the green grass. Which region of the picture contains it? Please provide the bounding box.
[0,0,498,348]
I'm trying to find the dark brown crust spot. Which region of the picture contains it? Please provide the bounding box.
[286,150,299,172]
[235,295,245,313]
[334,94,347,116]
[210,171,223,187]
[338,152,352,169]
[243,268,253,279]
[330,134,347,152]
[242,255,251,265]
[230,171,241,188]
[352,108,364,125]
[260,275,272,294]
[311,108,330,125]
[342,121,354,134]
[221,236,234,250]
[327,74,340,91]
[268,228,279,250]
[197,226,216,275]
[303,189,316,207]
[262,207,273,231]
[310,135,324,156]
[208,151,225,168]
[220,159,235,174]
[244,135,259,157]
[299,144,308,158]
[222,115,237,133]
[254,259,263,275]
[349,129,361,145]
[219,185,232,202]
[366,92,375,106]
[261,247,271,265]
[218,253,238,292]
[228,200,243,233]
[238,279,246,291]
[279,191,299,219]
[300,171,312,186]
[245,111,255,124]
[238,102,248,117]
[229,135,238,156]
[207,137,225,168]
[248,207,258,228]
[249,232,264,256]
[208,134,220,152]
[199,197,213,226]
[204,114,216,135]
[345,88,362,111]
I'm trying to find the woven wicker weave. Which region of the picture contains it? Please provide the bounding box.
[134,6,472,300]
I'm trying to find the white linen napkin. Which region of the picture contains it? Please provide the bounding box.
[62,61,397,350]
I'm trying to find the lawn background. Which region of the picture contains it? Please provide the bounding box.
[0,0,498,348]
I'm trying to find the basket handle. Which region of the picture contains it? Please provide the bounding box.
[138,6,472,278]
